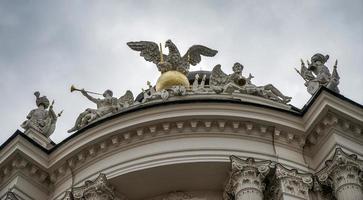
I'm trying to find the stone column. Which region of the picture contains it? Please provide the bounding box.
[224,156,272,200]
[269,164,313,200]
[317,148,363,200]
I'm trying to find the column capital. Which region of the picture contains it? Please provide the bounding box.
[316,148,363,186]
[273,164,313,199]
[62,173,124,200]
[316,148,363,199]
[224,156,273,200]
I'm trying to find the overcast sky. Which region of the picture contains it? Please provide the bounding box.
[0,0,362,144]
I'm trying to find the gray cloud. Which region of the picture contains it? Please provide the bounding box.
[1,0,362,144]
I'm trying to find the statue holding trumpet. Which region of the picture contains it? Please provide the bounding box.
[68,85,134,133]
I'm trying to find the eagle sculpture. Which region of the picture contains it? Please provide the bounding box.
[127,40,218,75]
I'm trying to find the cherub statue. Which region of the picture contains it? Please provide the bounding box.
[68,88,134,132]
[296,53,340,95]
[210,63,291,103]
[21,91,62,137]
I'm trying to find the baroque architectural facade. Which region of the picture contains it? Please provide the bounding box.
[0,40,362,200]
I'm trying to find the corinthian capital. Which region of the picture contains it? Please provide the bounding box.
[224,156,272,200]
[316,148,363,199]
[272,164,313,200]
[63,173,123,200]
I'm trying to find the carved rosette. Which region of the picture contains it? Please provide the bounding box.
[63,173,123,200]
[224,156,272,200]
[316,148,363,200]
[270,164,313,200]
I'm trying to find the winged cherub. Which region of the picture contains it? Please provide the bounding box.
[127,40,218,75]
[210,63,291,103]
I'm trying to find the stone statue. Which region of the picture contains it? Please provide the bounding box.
[296,53,340,95]
[210,63,291,103]
[210,63,247,94]
[244,73,292,103]
[68,89,134,133]
[21,91,61,137]
[127,40,218,75]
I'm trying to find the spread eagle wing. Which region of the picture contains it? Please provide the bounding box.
[127,41,166,64]
[210,64,229,87]
[182,45,218,66]
[119,90,134,107]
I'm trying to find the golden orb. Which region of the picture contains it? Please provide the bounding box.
[156,71,190,92]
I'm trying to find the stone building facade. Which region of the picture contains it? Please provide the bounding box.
[0,42,362,200]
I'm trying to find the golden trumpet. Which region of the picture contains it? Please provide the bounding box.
[70,85,103,96]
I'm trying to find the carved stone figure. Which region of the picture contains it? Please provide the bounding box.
[127,40,218,75]
[68,89,134,132]
[21,91,61,137]
[296,53,340,95]
[244,73,292,103]
[210,63,291,103]
[128,40,217,92]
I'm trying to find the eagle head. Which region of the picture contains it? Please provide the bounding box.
[165,39,173,48]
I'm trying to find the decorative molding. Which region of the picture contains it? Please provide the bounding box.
[49,118,305,185]
[306,112,363,148]
[0,153,49,188]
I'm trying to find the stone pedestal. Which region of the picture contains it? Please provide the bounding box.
[317,148,363,200]
[224,157,272,200]
[24,128,54,150]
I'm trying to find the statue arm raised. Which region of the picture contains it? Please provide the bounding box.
[81,90,99,104]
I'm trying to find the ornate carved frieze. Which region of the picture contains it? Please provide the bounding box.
[316,148,363,200]
[224,156,272,200]
[268,164,313,200]
[62,173,123,200]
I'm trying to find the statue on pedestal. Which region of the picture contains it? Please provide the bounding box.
[68,86,134,133]
[21,91,61,138]
[295,53,340,95]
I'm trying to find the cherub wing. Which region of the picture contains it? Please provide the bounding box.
[182,45,218,66]
[127,41,165,64]
[119,90,134,107]
[210,64,229,86]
